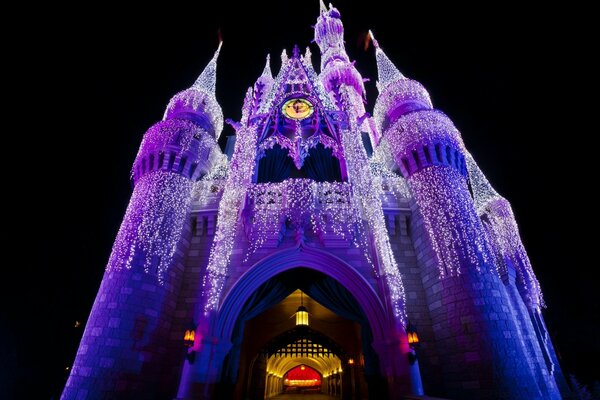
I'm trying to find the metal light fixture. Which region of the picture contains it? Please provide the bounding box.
[407,323,420,348]
[406,322,419,365]
[183,327,195,348]
[183,323,196,364]
[295,292,309,326]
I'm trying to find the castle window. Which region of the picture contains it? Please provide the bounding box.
[257,144,342,183]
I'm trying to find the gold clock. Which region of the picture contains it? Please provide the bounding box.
[282,98,314,120]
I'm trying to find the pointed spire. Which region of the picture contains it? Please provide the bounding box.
[466,152,501,213]
[369,30,405,90]
[281,49,289,66]
[368,30,379,49]
[191,41,223,94]
[292,45,301,59]
[303,47,312,63]
[319,0,327,14]
[261,54,272,78]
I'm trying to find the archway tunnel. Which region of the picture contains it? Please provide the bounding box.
[218,268,388,400]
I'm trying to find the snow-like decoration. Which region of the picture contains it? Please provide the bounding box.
[164,43,224,137]
[338,85,407,323]
[466,153,544,308]
[370,30,405,90]
[244,179,366,260]
[371,35,432,135]
[203,88,258,313]
[410,166,493,276]
[106,171,193,284]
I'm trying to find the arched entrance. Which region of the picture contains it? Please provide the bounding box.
[215,246,396,399]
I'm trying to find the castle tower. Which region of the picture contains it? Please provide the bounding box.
[315,2,377,145]
[62,45,224,399]
[371,34,563,399]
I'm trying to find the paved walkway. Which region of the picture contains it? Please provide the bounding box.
[271,394,336,400]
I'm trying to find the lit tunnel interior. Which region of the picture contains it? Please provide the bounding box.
[232,270,372,399]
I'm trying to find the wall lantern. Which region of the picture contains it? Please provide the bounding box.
[407,322,420,365]
[183,328,195,348]
[183,323,197,364]
[407,323,420,349]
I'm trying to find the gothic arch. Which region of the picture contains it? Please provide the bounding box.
[215,244,392,343]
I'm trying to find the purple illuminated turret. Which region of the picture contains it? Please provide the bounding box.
[314,3,377,144]
[371,31,433,135]
[373,36,559,400]
[251,54,274,113]
[62,46,223,399]
[164,42,224,137]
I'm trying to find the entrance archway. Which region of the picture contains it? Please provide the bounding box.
[215,247,395,399]
[216,245,391,343]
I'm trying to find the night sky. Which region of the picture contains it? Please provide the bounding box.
[6,2,596,398]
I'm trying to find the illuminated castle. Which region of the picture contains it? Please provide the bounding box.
[62,4,569,400]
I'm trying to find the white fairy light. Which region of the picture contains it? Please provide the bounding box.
[107,170,193,284]
[466,153,544,308]
[164,43,224,137]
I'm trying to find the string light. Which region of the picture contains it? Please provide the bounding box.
[203,88,258,313]
[164,43,224,137]
[373,34,544,308]
[107,43,224,285]
[107,170,193,284]
[466,153,544,308]
[337,85,407,323]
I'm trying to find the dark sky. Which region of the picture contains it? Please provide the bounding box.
[6,1,596,398]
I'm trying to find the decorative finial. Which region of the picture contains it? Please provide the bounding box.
[303,47,312,63]
[281,49,289,66]
[292,45,301,59]
[368,30,379,49]
[192,41,223,94]
[261,54,272,78]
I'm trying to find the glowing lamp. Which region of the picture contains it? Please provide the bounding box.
[348,358,355,365]
[295,292,309,326]
[183,328,195,347]
[407,324,420,348]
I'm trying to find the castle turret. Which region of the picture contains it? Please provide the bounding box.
[372,36,559,399]
[251,54,274,113]
[62,45,223,400]
[315,3,378,145]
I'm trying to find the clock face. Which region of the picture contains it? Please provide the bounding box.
[282,98,314,120]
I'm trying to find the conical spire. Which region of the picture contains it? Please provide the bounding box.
[191,41,222,94]
[319,0,327,14]
[466,152,501,213]
[303,46,312,64]
[281,49,289,66]
[260,54,272,78]
[369,30,405,90]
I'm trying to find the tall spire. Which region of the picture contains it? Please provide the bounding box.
[280,49,289,66]
[369,30,405,90]
[303,46,312,64]
[319,0,327,14]
[261,54,272,78]
[465,152,501,213]
[191,41,223,94]
[164,41,224,137]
